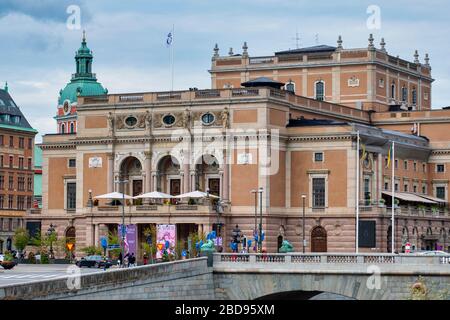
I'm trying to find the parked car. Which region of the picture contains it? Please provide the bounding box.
[75,255,112,268]
[417,250,450,256]
[0,254,4,262]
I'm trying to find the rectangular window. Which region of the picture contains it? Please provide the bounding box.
[422,185,426,194]
[68,158,76,168]
[9,136,13,147]
[26,196,32,209]
[67,182,76,210]
[0,135,3,145]
[395,183,399,192]
[314,152,323,162]
[27,177,32,191]
[358,221,376,248]
[8,175,13,190]
[404,161,408,170]
[28,138,32,149]
[423,163,426,172]
[8,195,13,209]
[384,182,389,190]
[395,159,398,169]
[9,156,13,168]
[18,176,25,191]
[18,137,24,149]
[364,178,371,205]
[413,162,417,172]
[17,196,24,210]
[0,155,3,167]
[0,175,3,190]
[18,157,24,169]
[404,184,408,192]
[436,186,446,200]
[312,178,325,208]
[384,158,388,167]
[413,185,417,193]
[437,164,445,173]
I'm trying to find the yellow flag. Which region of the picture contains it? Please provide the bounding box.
[361,143,367,161]
[386,144,392,168]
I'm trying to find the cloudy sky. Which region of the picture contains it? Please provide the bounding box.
[0,0,449,142]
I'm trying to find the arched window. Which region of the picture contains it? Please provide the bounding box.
[76,61,80,74]
[61,123,65,134]
[70,122,74,134]
[412,87,417,105]
[390,83,396,99]
[86,61,90,73]
[401,86,407,102]
[315,81,324,101]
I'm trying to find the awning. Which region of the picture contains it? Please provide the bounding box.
[382,191,437,204]
[415,194,447,204]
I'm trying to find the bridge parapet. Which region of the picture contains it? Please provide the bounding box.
[213,253,450,275]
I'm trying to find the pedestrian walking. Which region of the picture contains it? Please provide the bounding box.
[118,252,123,268]
[143,252,148,265]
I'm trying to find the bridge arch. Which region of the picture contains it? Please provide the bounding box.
[214,272,391,300]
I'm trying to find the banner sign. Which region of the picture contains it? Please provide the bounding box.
[118,224,137,255]
[156,224,176,258]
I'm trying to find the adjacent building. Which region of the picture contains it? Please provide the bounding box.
[0,84,37,252]
[35,34,450,257]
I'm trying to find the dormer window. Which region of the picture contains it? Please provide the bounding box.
[285,80,295,93]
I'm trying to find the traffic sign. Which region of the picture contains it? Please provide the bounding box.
[107,244,120,249]
[405,242,411,253]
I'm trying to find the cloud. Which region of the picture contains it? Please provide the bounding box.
[0,0,90,23]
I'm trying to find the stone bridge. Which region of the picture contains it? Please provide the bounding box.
[1,253,449,300]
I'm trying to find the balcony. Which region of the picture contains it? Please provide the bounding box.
[365,205,449,218]
[84,203,223,216]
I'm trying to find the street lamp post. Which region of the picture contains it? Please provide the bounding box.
[115,176,129,268]
[258,187,263,253]
[250,189,258,250]
[46,224,56,259]
[301,194,306,254]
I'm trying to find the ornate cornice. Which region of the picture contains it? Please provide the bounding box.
[288,134,353,142]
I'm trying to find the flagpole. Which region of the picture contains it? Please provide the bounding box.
[171,24,174,92]
[391,141,395,254]
[356,131,360,253]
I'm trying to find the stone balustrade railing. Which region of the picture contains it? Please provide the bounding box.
[214,253,450,265]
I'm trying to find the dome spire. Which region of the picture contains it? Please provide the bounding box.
[82,30,86,43]
[4,81,8,92]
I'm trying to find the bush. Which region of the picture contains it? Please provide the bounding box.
[81,246,103,256]
[41,253,49,264]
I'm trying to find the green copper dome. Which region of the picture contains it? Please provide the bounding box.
[58,31,107,105]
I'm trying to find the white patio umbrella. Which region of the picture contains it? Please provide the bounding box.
[94,191,134,200]
[173,190,220,199]
[133,191,173,199]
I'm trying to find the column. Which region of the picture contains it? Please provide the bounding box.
[107,153,114,193]
[152,171,158,192]
[183,163,190,193]
[145,152,152,192]
[222,163,229,201]
[93,224,99,247]
[190,170,196,192]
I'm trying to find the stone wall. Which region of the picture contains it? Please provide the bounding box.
[0,258,214,300]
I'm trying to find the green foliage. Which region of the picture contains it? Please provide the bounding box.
[13,228,30,252]
[40,252,49,264]
[175,239,186,259]
[3,252,14,262]
[107,231,122,258]
[81,246,103,256]
[188,232,206,257]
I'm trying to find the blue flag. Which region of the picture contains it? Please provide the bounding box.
[166,32,173,47]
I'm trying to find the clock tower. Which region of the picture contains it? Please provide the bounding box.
[56,31,108,134]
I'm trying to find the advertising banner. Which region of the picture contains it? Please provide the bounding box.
[156,224,176,258]
[118,224,137,255]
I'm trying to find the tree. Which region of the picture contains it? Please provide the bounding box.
[108,231,122,258]
[13,228,30,257]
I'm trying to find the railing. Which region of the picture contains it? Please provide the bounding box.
[249,56,275,64]
[231,88,259,97]
[88,204,216,214]
[119,95,143,102]
[213,253,449,265]
[156,92,182,100]
[195,90,221,99]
